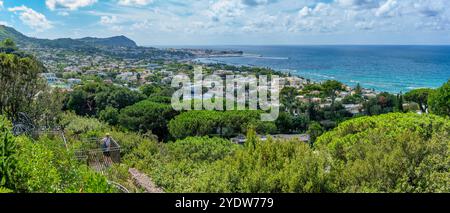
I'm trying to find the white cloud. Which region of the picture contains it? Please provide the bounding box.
[376,0,398,17]
[0,1,4,10]
[289,2,340,33]
[313,3,332,15]
[100,15,118,25]
[110,25,124,32]
[355,21,375,30]
[242,14,277,32]
[337,0,381,9]
[21,0,450,44]
[413,0,445,17]
[46,0,97,11]
[131,19,153,30]
[299,7,312,17]
[8,6,53,31]
[208,0,245,22]
[241,0,277,7]
[118,0,153,6]
[58,11,70,16]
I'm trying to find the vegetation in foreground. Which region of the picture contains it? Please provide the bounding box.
[0,116,114,193]
[124,113,449,193]
[1,39,450,193]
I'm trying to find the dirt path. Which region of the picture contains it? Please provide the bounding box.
[129,168,164,193]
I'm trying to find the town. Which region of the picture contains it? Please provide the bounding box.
[1,24,448,195]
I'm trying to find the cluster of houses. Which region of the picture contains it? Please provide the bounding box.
[39,55,380,117]
[39,73,81,91]
[39,62,173,91]
[279,76,308,89]
[35,47,176,91]
[291,83,379,115]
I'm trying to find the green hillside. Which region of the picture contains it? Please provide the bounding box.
[0,25,137,49]
[0,25,35,45]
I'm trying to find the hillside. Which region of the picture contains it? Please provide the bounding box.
[0,25,192,59]
[0,25,35,45]
[0,25,137,49]
[78,36,137,48]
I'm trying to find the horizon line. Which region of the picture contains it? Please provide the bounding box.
[149,43,450,47]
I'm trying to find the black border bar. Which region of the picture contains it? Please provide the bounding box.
[1,193,449,211]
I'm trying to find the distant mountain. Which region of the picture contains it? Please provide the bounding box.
[78,36,137,48]
[0,25,137,49]
[0,25,35,44]
[0,25,194,60]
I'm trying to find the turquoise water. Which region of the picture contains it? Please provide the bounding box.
[194,45,450,93]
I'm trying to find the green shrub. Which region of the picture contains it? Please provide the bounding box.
[13,136,114,193]
[316,113,450,192]
[0,116,16,189]
[167,137,237,162]
[191,137,332,193]
[168,110,276,139]
[130,113,450,193]
[429,80,450,117]
[118,100,177,139]
[0,187,12,193]
[99,106,120,126]
[61,112,107,135]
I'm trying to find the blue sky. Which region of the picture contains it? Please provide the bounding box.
[0,0,449,45]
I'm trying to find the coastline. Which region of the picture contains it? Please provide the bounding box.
[188,45,450,94]
[192,55,380,94]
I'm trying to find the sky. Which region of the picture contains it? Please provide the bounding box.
[0,0,449,45]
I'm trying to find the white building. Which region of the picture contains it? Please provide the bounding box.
[68,78,82,86]
[40,73,59,85]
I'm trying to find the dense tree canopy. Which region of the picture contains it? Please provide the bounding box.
[322,80,343,106]
[363,92,400,116]
[280,87,300,113]
[128,130,333,193]
[168,110,277,139]
[140,84,175,98]
[316,113,450,192]
[99,106,120,126]
[307,121,324,144]
[118,100,177,139]
[166,137,237,162]
[65,82,146,116]
[124,113,450,193]
[0,52,45,119]
[428,80,450,117]
[0,38,18,54]
[405,88,434,113]
[354,83,362,95]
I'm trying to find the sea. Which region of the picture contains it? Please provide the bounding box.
[181,45,450,94]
